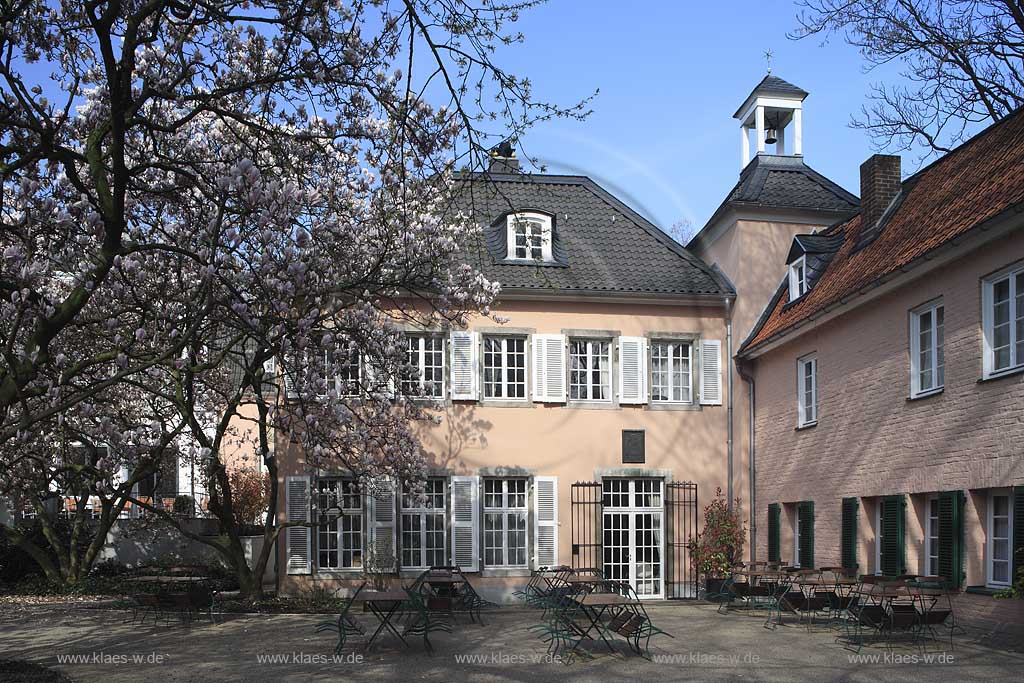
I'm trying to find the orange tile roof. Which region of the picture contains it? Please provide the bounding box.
[741,108,1024,354]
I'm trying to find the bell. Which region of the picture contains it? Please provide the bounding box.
[765,127,778,145]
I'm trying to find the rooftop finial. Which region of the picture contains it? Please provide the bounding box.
[764,49,774,75]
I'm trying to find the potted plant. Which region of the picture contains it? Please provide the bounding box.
[688,487,746,600]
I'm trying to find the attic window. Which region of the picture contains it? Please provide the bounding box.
[506,212,553,262]
[789,256,807,301]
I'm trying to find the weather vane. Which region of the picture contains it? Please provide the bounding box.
[764,49,774,75]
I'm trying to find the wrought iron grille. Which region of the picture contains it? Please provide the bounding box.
[570,481,602,570]
[666,480,698,599]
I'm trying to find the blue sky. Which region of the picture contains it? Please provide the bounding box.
[492,0,907,234]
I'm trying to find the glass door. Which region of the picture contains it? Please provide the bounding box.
[602,479,664,598]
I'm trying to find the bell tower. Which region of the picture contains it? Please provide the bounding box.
[734,74,808,168]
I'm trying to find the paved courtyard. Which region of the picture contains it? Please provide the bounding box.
[1,601,1021,682]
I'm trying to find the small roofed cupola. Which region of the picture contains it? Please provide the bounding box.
[488,139,520,174]
[785,232,844,302]
[734,74,808,169]
[855,154,902,250]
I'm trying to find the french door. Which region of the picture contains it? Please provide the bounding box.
[602,479,664,598]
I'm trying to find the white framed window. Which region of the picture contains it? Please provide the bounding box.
[650,340,692,403]
[329,341,361,397]
[403,335,445,398]
[987,489,1013,588]
[400,479,447,569]
[796,354,817,427]
[317,480,363,570]
[569,339,611,402]
[910,301,945,397]
[482,336,527,400]
[506,213,553,262]
[926,495,940,577]
[789,256,807,301]
[982,263,1024,378]
[483,478,528,567]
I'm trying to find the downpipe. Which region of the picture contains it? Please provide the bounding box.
[738,360,756,562]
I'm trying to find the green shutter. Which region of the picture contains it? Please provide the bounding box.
[1013,487,1024,583]
[880,495,906,577]
[798,501,815,568]
[767,503,781,562]
[937,490,965,589]
[841,497,859,570]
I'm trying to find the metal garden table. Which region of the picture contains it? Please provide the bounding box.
[570,592,635,653]
[355,590,410,650]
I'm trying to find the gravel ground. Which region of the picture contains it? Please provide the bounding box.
[1,601,1022,682]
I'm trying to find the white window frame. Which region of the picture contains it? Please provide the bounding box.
[926,494,940,577]
[982,263,1024,379]
[320,342,361,398]
[482,336,528,401]
[317,480,363,571]
[482,478,529,568]
[650,339,693,404]
[569,338,612,402]
[789,256,807,301]
[399,479,447,570]
[910,301,945,398]
[796,353,818,427]
[506,212,553,262]
[987,489,1013,588]
[402,334,445,399]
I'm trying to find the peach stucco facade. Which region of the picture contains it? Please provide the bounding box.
[693,212,839,556]
[745,227,1024,586]
[276,297,733,598]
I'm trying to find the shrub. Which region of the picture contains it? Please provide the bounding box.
[225,468,271,533]
[172,495,195,516]
[688,487,746,582]
[0,518,96,588]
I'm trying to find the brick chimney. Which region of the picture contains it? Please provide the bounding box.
[856,154,901,247]
[488,140,520,174]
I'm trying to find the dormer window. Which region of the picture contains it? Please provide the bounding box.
[789,256,807,301]
[506,212,553,262]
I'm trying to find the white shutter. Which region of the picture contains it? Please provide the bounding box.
[367,479,397,571]
[700,339,723,406]
[618,336,648,404]
[532,334,567,403]
[285,476,311,575]
[534,476,558,568]
[450,331,479,400]
[282,356,297,399]
[450,475,480,571]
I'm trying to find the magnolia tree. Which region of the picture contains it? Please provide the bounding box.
[0,0,587,594]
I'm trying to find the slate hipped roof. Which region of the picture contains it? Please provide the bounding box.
[740,106,1024,355]
[451,172,733,298]
[732,75,809,118]
[692,155,860,245]
[727,155,859,213]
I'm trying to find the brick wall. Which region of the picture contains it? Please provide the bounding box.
[749,228,1024,585]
